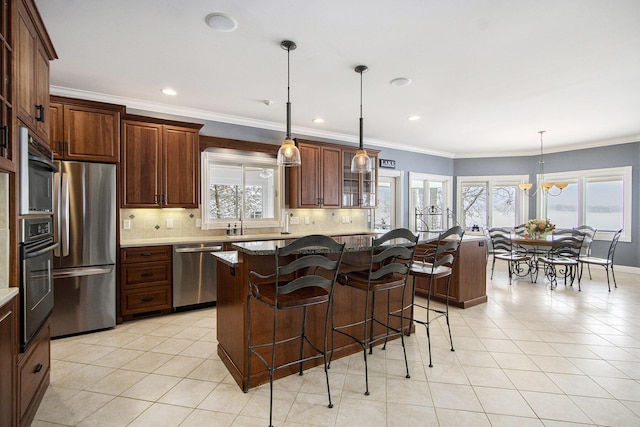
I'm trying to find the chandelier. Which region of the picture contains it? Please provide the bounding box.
[519,131,567,197]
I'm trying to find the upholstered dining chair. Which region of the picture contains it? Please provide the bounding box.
[245,234,345,427]
[578,228,622,291]
[490,227,532,284]
[538,230,584,289]
[574,225,597,279]
[330,228,418,396]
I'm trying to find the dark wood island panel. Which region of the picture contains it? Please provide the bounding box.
[215,234,488,390]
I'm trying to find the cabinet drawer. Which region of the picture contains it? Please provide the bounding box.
[121,246,172,264]
[19,323,50,422]
[122,287,171,314]
[121,262,171,288]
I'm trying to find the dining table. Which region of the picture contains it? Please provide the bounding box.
[510,234,553,283]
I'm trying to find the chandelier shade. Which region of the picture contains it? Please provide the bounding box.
[519,131,567,197]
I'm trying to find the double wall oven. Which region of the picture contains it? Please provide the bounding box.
[18,126,58,351]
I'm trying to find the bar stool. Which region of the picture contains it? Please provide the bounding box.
[408,226,464,367]
[330,228,418,395]
[245,234,346,427]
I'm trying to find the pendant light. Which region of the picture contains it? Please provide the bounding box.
[351,65,372,173]
[276,40,301,167]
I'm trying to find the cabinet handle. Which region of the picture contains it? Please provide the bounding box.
[34,363,43,373]
[141,297,153,303]
[140,252,152,256]
[0,125,7,150]
[141,273,153,277]
[35,105,45,122]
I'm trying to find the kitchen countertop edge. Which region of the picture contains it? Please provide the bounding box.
[0,287,19,308]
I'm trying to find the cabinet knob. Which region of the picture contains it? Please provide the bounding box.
[34,363,43,373]
[0,125,7,149]
[35,105,45,122]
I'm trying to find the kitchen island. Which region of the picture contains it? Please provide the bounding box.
[213,233,488,390]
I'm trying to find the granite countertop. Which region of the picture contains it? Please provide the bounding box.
[0,287,19,307]
[232,232,445,256]
[120,230,374,248]
[210,251,239,268]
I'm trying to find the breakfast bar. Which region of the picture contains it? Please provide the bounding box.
[213,233,488,390]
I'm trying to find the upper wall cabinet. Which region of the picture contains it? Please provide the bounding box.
[50,96,125,162]
[16,0,56,143]
[121,115,203,208]
[0,0,14,171]
[342,149,379,208]
[288,139,341,208]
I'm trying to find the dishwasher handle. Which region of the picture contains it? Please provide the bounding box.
[174,246,223,253]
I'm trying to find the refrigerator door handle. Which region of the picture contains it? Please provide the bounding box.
[53,266,114,279]
[61,172,70,257]
[53,168,61,257]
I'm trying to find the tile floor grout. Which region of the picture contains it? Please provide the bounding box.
[32,266,640,426]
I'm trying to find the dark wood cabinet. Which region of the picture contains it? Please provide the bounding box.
[0,296,17,427]
[120,246,172,319]
[17,320,50,427]
[0,0,14,170]
[342,149,379,208]
[121,116,202,208]
[413,236,488,308]
[50,96,125,162]
[288,139,342,208]
[15,0,56,143]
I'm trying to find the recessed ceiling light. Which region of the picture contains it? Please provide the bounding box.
[161,88,177,96]
[205,13,238,32]
[312,118,324,123]
[390,77,412,87]
[408,115,421,121]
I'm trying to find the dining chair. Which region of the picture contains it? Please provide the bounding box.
[574,225,597,279]
[578,228,622,291]
[330,228,418,396]
[538,230,584,289]
[487,227,512,279]
[245,234,346,427]
[490,228,532,284]
[406,225,464,367]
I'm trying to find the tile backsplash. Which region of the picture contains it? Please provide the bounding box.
[0,173,9,288]
[120,208,371,240]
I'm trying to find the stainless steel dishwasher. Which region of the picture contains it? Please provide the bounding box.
[173,242,223,309]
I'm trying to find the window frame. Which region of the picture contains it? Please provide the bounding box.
[200,150,282,230]
[539,166,631,242]
[409,172,453,232]
[456,174,529,230]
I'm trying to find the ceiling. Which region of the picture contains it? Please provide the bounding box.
[35,0,640,158]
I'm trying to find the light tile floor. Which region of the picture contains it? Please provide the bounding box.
[33,267,640,426]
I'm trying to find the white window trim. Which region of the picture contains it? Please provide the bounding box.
[409,172,453,231]
[541,166,632,242]
[201,150,282,230]
[456,174,529,229]
[378,169,404,229]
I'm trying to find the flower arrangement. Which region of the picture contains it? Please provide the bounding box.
[525,219,555,238]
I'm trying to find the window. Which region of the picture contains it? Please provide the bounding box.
[374,170,403,231]
[409,172,453,232]
[457,175,528,230]
[201,150,281,230]
[541,167,630,241]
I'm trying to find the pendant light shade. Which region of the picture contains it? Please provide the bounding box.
[351,65,372,173]
[276,40,301,167]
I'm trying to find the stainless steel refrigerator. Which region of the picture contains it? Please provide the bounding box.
[50,161,116,337]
